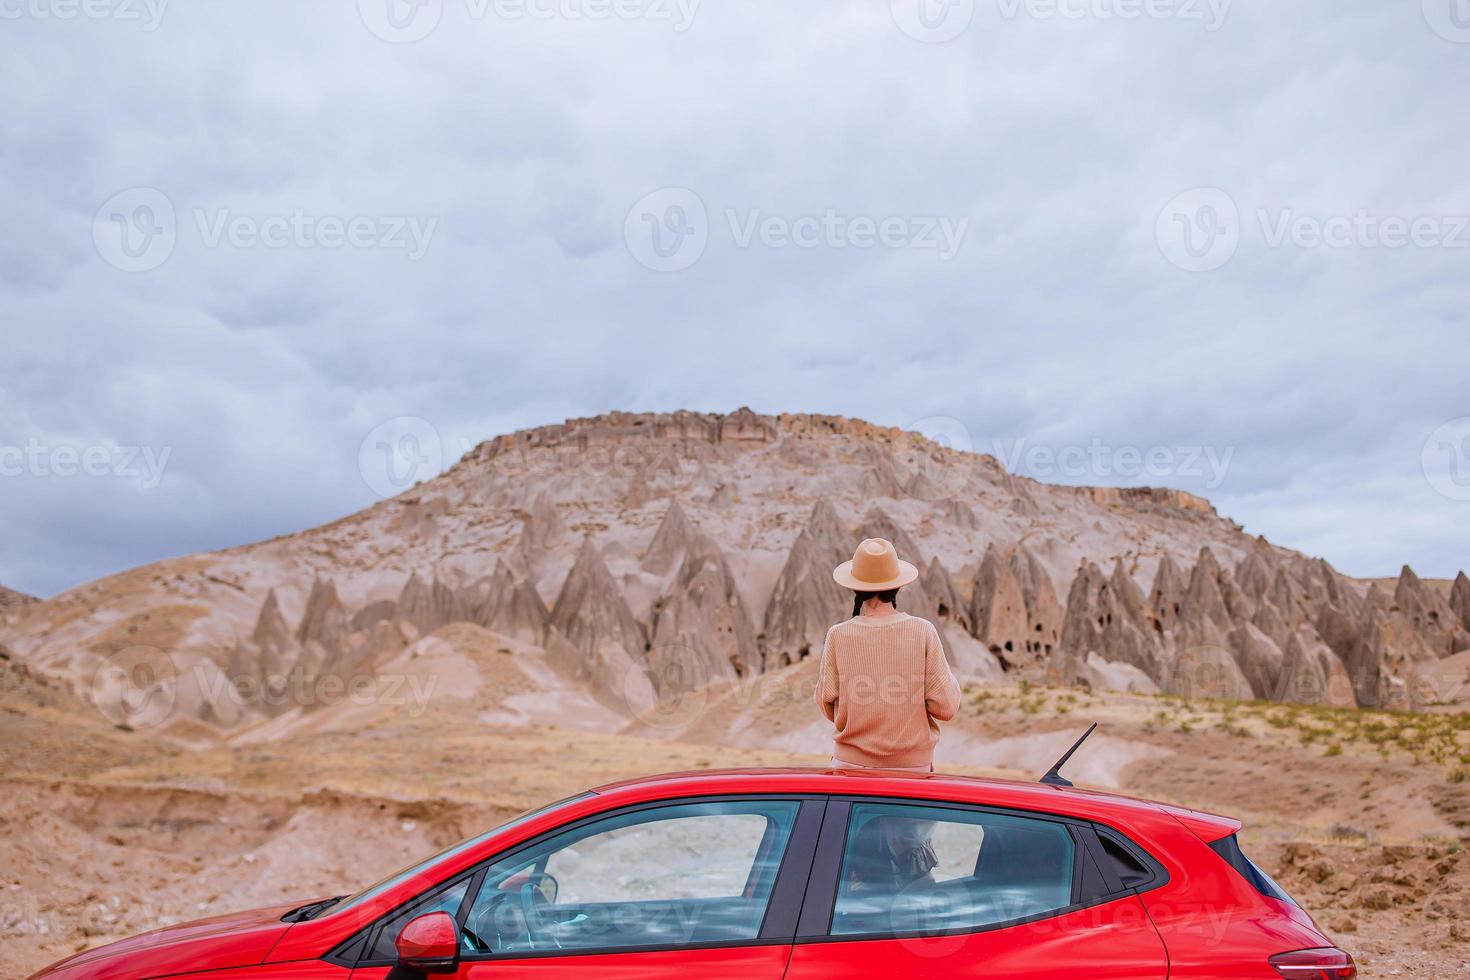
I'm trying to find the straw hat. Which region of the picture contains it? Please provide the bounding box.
[832,537,918,591]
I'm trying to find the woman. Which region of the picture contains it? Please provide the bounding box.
[815,537,961,772]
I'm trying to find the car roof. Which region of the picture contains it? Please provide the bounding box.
[588,766,1236,837]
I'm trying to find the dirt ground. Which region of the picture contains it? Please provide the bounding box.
[4,657,1469,977]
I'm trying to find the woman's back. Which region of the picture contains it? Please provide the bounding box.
[815,611,960,769]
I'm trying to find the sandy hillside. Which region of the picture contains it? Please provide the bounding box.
[4,651,1469,978]
[4,410,1470,978]
[5,410,1466,741]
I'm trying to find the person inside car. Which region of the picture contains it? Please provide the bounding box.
[844,814,941,895]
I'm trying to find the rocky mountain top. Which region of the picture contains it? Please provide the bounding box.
[0,584,35,615]
[2,409,1466,736]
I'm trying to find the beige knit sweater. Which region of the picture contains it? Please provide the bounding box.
[814,612,961,768]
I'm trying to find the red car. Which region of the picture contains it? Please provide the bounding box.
[30,767,1354,979]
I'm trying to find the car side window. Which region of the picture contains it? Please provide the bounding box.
[460,799,800,956]
[830,803,1076,937]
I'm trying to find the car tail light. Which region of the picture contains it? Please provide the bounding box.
[1268,947,1356,979]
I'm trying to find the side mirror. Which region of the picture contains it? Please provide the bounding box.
[394,910,460,975]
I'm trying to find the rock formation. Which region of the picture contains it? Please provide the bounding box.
[1149,554,1185,634]
[641,499,698,576]
[16,408,1469,727]
[648,534,760,696]
[921,557,968,633]
[856,444,908,499]
[1051,539,1470,707]
[546,539,649,703]
[1057,559,1163,684]
[1164,642,1254,701]
[227,589,298,714]
[1393,565,1470,656]
[1010,546,1064,658]
[1274,627,1354,707]
[0,585,34,616]
[762,531,848,667]
[1453,571,1470,632]
[761,502,854,667]
[395,574,475,638]
[940,498,980,530]
[474,563,548,644]
[296,578,348,651]
[969,543,1063,670]
[517,492,569,555]
[969,544,1030,668]
[350,599,398,634]
[316,620,409,693]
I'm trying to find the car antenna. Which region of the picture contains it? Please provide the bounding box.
[1038,723,1098,788]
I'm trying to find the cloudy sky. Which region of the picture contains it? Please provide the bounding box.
[2,0,1468,598]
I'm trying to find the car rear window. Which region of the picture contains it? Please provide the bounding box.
[1095,829,1155,889]
[1209,834,1298,907]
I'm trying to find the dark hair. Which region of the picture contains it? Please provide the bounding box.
[852,588,900,618]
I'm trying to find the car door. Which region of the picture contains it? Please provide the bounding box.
[348,796,823,979]
[783,799,1168,979]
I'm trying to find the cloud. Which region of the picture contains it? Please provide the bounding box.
[2,0,1468,595]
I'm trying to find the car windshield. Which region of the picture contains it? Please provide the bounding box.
[329,792,595,915]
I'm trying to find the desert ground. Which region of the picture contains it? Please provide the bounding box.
[5,411,1470,977]
[4,642,1468,978]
